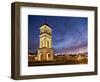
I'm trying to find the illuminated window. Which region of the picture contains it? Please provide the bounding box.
[41,40,43,47]
[47,41,49,47]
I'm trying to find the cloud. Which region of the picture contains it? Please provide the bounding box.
[54,40,87,54]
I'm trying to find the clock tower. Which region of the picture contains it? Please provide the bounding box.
[37,23,54,61]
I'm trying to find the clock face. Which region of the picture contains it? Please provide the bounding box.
[40,29,51,35]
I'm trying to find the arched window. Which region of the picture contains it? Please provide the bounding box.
[39,52,42,61]
[41,54,42,60]
[41,40,43,47]
[47,41,49,48]
[48,54,50,58]
[47,53,50,60]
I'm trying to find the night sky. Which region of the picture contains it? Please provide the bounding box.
[28,15,88,54]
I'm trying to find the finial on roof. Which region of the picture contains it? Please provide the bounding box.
[43,19,49,25]
[39,19,49,27]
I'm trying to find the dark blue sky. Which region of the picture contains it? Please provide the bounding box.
[28,15,88,54]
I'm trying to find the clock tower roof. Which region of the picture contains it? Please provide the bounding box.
[40,23,52,31]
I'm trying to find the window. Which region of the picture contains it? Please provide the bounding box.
[41,40,43,47]
[47,53,50,60]
[47,41,49,47]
